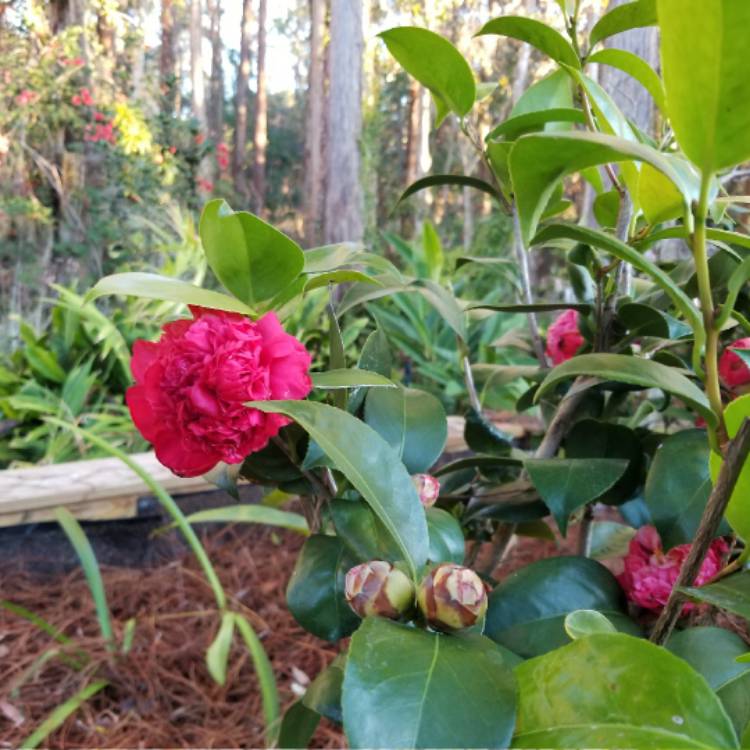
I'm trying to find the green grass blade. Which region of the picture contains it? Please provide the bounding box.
[20,679,108,749]
[54,508,114,648]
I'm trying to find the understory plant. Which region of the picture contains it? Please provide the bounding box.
[24,0,750,747]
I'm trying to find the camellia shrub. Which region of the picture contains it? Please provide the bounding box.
[79,0,750,748]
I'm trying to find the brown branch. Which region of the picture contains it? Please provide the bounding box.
[650,418,750,645]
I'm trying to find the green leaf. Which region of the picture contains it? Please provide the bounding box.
[330,499,402,563]
[24,345,65,384]
[590,0,657,47]
[486,108,585,142]
[379,27,475,125]
[485,556,634,658]
[399,174,502,205]
[564,609,616,639]
[342,617,517,749]
[426,508,465,565]
[565,419,643,505]
[682,571,750,620]
[87,272,255,315]
[535,353,716,428]
[55,508,113,647]
[476,16,580,69]
[184,504,309,535]
[304,269,379,292]
[710,394,750,541]
[303,654,346,723]
[511,69,574,117]
[199,199,304,306]
[618,301,692,340]
[469,302,590,314]
[588,521,637,560]
[524,458,629,535]
[534,223,703,344]
[658,0,750,173]
[249,400,429,577]
[587,48,665,111]
[421,221,444,283]
[358,328,392,377]
[310,368,395,390]
[365,387,447,474]
[277,700,320,749]
[510,132,689,245]
[463,407,512,457]
[513,633,738,748]
[206,612,235,686]
[717,256,750,330]
[286,535,360,642]
[645,430,727,548]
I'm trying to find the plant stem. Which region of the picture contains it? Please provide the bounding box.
[650,417,750,645]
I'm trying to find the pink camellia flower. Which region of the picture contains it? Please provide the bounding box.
[126,308,312,477]
[15,89,37,106]
[545,309,584,365]
[719,338,750,389]
[617,525,728,614]
[412,474,440,508]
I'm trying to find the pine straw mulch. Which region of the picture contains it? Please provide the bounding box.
[0,525,344,749]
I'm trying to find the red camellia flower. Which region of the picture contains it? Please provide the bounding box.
[126,307,312,477]
[719,337,750,389]
[617,525,728,614]
[545,309,584,365]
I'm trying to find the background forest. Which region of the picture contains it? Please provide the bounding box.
[1,0,659,466]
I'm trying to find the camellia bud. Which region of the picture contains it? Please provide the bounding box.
[412,473,441,508]
[345,560,415,620]
[417,563,488,632]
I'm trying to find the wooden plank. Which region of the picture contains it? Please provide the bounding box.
[0,452,213,525]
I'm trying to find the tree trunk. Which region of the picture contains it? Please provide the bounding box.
[598,0,659,135]
[304,0,327,246]
[400,78,421,238]
[159,0,177,115]
[207,0,224,146]
[324,0,363,244]
[251,0,268,214]
[234,0,253,200]
[190,0,207,129]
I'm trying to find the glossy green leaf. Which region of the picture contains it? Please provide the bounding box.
[304,269,378,292]
[710,394,750,541]
[310,368,395,390]
[477,16,580,69]
[638,161,688,225]
[682,571,750,620]
[399,174,502,204]
[87,272,255,315]
[426,508,465,565]
[535,353,716,428]
[511,69,574,117]
[365,387,447,474]
[463,407,512,457]
[589,521,637,560]
[510,132,689,245]
[277,700,320,749]
[619,301,692,340]
[590,0,657,47]
[24,345,65,384]
[564,609,616,639]
[206,612,235,686]
[645,430,726,548]
[587,48,665,111]
[286,535,360,642]
[658,0,750,173]
[303,654,346,723]
[184,504,309,535]
[199,199,304,305]
[329,499,401,563]
[514,633,738,748]
[250,400,429,576]
[717,257,750,331]
[524,458,629,535]
[379,27,475,125]
[485,556,634,658]
[342,617,517,749]
[470,301,590,314]
[486,108,585,142]
[565,419,643,505]
[534,224,703,343]
[358,328,392,377]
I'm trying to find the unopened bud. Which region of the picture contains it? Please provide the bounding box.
[345,560,415,620]
[417,563,488,632]
[412,473,440,508]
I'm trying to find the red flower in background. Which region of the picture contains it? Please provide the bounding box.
[216,142,230,171]
[719,338,750,389]
[196,178,214,193]
[126,308,312,477]
[545,309,584,365]
[15,89,38,106]
[617,525,728,614]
